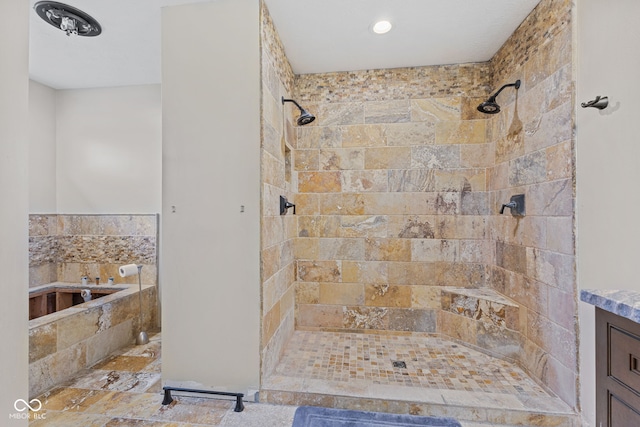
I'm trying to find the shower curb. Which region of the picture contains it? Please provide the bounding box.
[260,387,580,427]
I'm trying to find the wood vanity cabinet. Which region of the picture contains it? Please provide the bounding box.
[597,307,640,426]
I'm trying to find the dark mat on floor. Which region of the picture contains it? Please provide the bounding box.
[292,406,462,427]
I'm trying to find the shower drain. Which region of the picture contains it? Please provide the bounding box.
[392,360,407,369]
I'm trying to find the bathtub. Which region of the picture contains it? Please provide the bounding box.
[28,282,157,398]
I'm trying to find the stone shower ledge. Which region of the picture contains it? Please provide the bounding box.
[580,289,640,324]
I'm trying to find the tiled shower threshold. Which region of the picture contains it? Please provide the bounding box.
[261,330,580,427]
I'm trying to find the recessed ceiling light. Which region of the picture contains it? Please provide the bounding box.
[372,20,392,35]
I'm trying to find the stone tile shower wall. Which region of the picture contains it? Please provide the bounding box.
[487,0,577,408]
[260,1,298,378]
[293,65,493,333]
[29,214,158,287]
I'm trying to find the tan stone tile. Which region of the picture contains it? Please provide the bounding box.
[30,342,87,398]
[105,419,181,426]
[411,239,459,262]
[387,262,439,286]
[319,148,364,170]
[436,120,486,144]
[365,100,410,124]
[435,169,485,192]
[297,304,344,328]
[460,143,494,168]
[263,302,280,346]
[297,216,340,238]
[295,282,319,304]
[363,193,432,215]
[294,149,319,171]
[461,97,492,121]
[526,247,574,292]
[546,216,573,255]
[261,245,281,281]
[388,169,435,193]
[365,238,411,262]
[318,238,365,261]
[37,387,111,412]
[56,307,101,350]
[297,260,341,282]
[318,193,365,215]
[294,238,319,260]
[411,145,460,169]
[297,126,336,149]
[319,283,364,305]
[339,215,388,238]
[343,306,388,329]
[317,102,365,127]
[341,170,388,192]
[411,98,461,122]
[341,124,387,147]
[456,216,487,239]
[29,323,57,363]
[438,311,477,345]
[386,122,436,146]
[524,101,572,153]
[298,171,341,192]
[294,193,319,215]
[342,261,388,284]
[280,286,295,321]
[365,284,411,308]
[368,146,414,171]
[29,411,112,427]
[546,140,572,181]
[93,355,154,373]
[411,286,442,309]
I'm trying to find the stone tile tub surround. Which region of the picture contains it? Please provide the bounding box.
[290,0,576,411]
[581,289,640,323]
[28,282,157,398]
[29,214,158,288]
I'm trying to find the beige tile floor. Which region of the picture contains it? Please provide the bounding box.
[30,331,564,426]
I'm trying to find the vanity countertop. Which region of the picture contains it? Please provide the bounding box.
[581,289,640,324]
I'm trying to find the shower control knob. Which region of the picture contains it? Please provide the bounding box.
[500,194,525,217]
[500,202,517,214]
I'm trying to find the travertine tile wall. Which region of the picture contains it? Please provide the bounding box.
[29,214,158,287]
[293,64,494,334]
[260,1,297,378]
[487,0,576,408]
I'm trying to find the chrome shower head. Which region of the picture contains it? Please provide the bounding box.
[282,97,316,126]
[477,80,521,114]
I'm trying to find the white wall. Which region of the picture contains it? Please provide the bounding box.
[0,0,29,423]
[29,80,57,213]
[161,0,261,393]
[55,85,162,214]
[576,1,640,425]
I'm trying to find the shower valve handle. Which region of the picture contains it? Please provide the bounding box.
[500,201,517,215]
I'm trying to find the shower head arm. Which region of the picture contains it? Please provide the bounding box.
[281,97,305,113]
[489,80,521,101]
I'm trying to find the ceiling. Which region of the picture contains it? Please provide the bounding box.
[29,0,541,90]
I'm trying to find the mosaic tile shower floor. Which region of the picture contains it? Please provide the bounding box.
[30,331,576,426]
[274,331,547,395]
[262,331,579,426]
